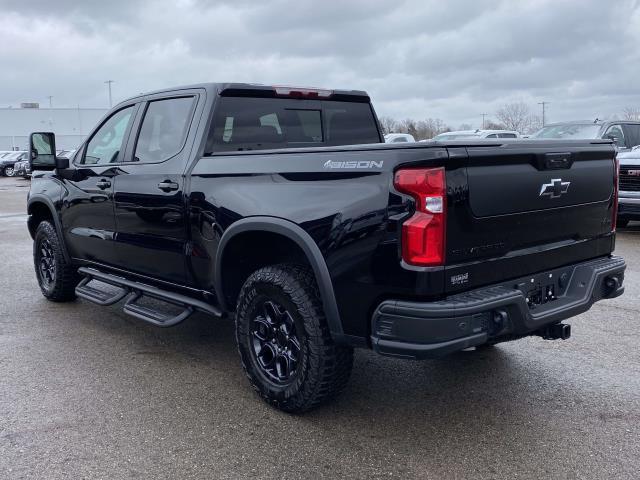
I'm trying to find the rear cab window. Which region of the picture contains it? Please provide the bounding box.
[206,96,381,153]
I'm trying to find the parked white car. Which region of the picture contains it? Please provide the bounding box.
[431,129,520,141]
[384,133,416,143]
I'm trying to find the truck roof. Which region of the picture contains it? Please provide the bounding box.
[117,82,371,106]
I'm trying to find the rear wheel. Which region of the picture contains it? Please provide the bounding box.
[34,221,80,302]
[617,218,629,228]
[4,166,15,177]
[235,264,353,413]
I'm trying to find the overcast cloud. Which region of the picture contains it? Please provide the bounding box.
[1,0,639,128]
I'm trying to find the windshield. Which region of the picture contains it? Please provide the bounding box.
[533,124,601,139]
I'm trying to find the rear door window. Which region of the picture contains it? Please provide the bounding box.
[207,97,380,152]
[133,96,195,163]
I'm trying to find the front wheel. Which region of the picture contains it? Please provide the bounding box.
[235,264,353,413]
[34,221,80,301]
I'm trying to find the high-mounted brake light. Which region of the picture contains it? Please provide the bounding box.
[394,167,446,266]
[612,154,619,231]
[273,86,333,99]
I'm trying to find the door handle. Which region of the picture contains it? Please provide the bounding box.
[96,179,111,189]
[157,180,179,192]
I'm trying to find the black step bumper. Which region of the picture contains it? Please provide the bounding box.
[371,256,626,359]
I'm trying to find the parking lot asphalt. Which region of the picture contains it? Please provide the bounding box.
[0,175,639,479]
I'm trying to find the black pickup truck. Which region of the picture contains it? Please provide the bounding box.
[27,83,625,412]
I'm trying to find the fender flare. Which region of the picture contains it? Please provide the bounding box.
[214,217,345,341]
[27,194,71,263]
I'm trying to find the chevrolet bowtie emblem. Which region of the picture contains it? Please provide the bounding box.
[539,178,570,198]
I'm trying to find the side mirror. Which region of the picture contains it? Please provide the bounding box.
[57,156,70,169]
[30,132,57,171]
[29,132,69,171]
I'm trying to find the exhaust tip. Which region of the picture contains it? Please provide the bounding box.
[605,275,621,293]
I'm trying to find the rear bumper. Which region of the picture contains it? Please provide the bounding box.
[371,255,626,359]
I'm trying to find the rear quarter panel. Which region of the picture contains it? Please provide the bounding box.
[187,145,449,338]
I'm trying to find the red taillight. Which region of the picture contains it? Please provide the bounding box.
[612,154,619,231]
[273,86,332,99]
[394,167,446,266]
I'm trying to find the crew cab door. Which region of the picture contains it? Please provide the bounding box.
[61,104,138,265]
[112,93,200,284]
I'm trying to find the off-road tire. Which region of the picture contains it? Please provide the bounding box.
[236,264,353,413]
[34,221,80,302]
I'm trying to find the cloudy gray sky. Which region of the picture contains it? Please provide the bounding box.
[1,0,639,128]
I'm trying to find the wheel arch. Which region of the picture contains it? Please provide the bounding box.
[215,217,345,341]
[27,195,71,262]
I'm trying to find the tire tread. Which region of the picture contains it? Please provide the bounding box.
[34,221,79,302]
[236,263,353,413]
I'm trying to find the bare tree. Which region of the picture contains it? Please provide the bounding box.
[622,106,640,121]
[397,119,419,139]
[458,123,472,130]
[495,102,536,133]
[378,116,451,140]
[378,116,398,135]
[485,119,507,130]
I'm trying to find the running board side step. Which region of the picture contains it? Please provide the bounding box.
[75,267,221,327]
[76,276,129,306]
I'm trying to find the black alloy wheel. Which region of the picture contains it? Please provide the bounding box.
[36,238,56,289]
[235,264,354,413]
[33,221,80,301]
[250,300,301,384]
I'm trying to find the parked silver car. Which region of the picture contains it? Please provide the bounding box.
[431,129,520,141]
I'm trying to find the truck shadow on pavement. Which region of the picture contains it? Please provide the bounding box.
[18,296,617,477]
[71,301,570,423]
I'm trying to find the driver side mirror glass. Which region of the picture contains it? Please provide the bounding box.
[29,132,57,170]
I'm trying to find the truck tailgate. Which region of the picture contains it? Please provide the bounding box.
[444,141,617,294]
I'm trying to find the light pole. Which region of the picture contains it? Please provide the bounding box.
[481,113,488,129]
[105,80,114,107]
[538,101,549,126]
[47,96,53,108]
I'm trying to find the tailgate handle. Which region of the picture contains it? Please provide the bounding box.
[540,152,573,170]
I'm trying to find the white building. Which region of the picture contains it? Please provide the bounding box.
[0,106,108,151]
